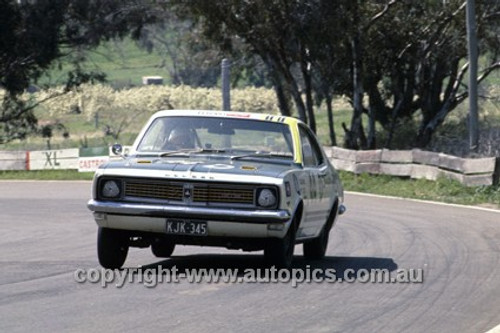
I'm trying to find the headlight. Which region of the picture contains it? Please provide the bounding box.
[102,180,121,198]
[257,188,277,207]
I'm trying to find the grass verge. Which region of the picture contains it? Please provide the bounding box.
[0,170,94,181]
[340,171,500,209]
[0,169,498,209]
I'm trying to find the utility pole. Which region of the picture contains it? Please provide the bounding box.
[466,0,479,153]
[95,112,99,129]
[221,58,231,111]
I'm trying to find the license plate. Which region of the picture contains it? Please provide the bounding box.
[166,218,208,236]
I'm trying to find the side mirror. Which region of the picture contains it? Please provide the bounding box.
[111,143,123,156]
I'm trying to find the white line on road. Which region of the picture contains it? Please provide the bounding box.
[346,191,500,214]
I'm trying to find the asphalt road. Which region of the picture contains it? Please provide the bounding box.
[0,181,499,333]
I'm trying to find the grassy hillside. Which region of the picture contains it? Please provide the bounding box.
[42,38,171,88]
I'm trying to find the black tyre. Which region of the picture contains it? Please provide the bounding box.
[264,221,296,269]
[303,225,330,260]
[151,239,176,258]
[303,203,337,260]
[97,227,129,269]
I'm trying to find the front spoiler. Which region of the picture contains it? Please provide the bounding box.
[87,199,291,223]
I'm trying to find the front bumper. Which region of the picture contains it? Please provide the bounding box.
[87,200,292,238]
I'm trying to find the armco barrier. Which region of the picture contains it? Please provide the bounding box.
[325,147,498,186]
[0,146,498,186]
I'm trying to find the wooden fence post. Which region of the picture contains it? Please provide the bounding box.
[493,157,500,186]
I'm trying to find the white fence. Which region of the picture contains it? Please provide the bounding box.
[28,149,80,170]
[0,148,109,172]
[0,151,27,170]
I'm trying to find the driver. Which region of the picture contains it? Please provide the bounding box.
[164,127,195,150]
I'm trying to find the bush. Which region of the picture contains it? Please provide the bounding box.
[23,84,280,147]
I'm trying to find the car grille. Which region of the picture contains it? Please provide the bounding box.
[124,179,255,206]
[125,181,183,200]
[192,187,254,204]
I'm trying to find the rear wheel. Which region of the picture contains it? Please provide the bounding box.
[97,227,129,269]
[264,221,296,269]
[151,238,176,258]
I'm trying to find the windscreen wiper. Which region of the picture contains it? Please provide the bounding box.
[159,148,226,157]
[231,152,293,160]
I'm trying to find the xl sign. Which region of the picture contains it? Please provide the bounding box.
[44,151,60,167]
[28,149,79,170]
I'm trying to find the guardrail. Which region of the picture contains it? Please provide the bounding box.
[1,146,498,186]
[325,147,499,186]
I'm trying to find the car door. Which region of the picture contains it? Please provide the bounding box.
[297,125,332,238]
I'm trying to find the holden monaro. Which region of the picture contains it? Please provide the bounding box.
[87,110,345,269]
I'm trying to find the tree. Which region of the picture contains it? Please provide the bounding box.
[299,1,352,146]
[171,0,499,150]
[345,1,500,149]
[3,0,499,151]
[176,0,319,128]
[0,0,160,144]
[137,18,221,87]
[39,121,69,150]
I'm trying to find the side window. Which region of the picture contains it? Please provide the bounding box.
[299,126,324,167]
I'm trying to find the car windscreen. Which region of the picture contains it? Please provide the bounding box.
[136,116,294,157]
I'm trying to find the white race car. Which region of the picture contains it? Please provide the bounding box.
[88,110,345,269]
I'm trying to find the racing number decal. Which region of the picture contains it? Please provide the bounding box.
[309,172,318,200]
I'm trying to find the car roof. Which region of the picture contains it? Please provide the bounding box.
[151,109,303,127]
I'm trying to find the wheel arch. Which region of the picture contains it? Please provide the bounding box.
[326,197,340,230]
[292,199,304,232]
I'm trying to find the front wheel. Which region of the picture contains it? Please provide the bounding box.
[264,222,296,269]
[303,224,330,260]
[97,227,129,269]
[303,203,337,260]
